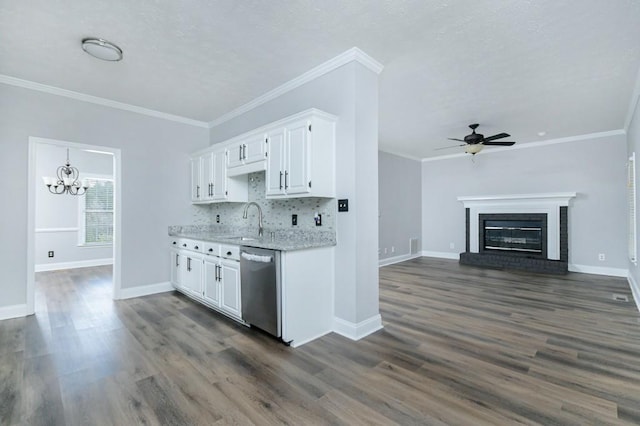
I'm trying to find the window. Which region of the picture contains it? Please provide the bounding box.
[629,153,637,264]
[80,178,114,245]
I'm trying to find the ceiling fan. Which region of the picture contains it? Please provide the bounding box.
[441,123,516,155]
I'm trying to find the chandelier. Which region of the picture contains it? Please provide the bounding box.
[42,149,90,195]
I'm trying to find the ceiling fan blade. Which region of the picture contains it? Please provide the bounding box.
[482,141,515,146]
[435,144,465,150]
[483,132,510,142]
[447,138,465,142]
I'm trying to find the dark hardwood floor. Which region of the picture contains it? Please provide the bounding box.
[1,258,640,425]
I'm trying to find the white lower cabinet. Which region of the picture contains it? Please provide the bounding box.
[220,259,241,318]
[182,252,203,298]
[170,249,180,288]
[203,259,221,306]
[172,238,242,321]
[203,257,241,319]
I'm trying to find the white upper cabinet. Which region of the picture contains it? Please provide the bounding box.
[228,134,267,167]
[190,156,202,202]
[190,108,336,202]
[211,150,227,200]
[265,128,286,196]
[265,111,336,199]
[227,134,267,176]
[190,148,247,204]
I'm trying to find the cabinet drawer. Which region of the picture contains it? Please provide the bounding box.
[204,242,221,257]
[169,237,183,248]
[220,244,240,261]
[174,238,204,253]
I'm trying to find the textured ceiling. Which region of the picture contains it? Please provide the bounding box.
[2,0,640,159]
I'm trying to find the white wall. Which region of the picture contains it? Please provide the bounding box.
[209,61,381,326]
[378,151,422,262]
[422,134,627,270]
[0,83,208,309]
[35,144,113,268]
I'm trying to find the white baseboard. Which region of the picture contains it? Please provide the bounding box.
[379,253,421,267]
[628,273,640,313]
[35,258,113,272]
[290,329,333,348]
[333,314,383,341]
[568,264,628,278]
[116,281,174,300]
[421,250,460,260]
[0,304,28,321]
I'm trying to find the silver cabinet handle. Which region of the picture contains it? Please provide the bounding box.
[242,144,247,160]
[196,185,200,198]
[239,145,242,161]
[285,171,288,189]
[176,254,179,267]
[279,171,283,189]
[187,257,191,272]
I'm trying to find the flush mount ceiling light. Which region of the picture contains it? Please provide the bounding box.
[81,38,123,61]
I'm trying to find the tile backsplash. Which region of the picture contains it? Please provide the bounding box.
[193,172,336,233]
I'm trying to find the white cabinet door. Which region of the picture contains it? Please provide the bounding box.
[227,142,244,168]
[211,150,227,200]
[265,128,286,196]
[285,121,311,195]
[184,254,203,297]
[201,152,214,201]
[190,157,202,202]
[220,259,241,318]
[228,134,266,169]
[170,249,181,287]
[243,134,267,164]
[203,259,221,307]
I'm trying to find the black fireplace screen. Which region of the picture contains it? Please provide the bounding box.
[483,220,543,253]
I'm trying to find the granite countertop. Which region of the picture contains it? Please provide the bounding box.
[168,225,336,251]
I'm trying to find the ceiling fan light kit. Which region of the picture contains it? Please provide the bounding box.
[443,123,517,155]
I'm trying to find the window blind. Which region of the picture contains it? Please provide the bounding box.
[628,153,637,264]
[83,179,114,245]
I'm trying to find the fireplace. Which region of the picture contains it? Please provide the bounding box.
[457,193,576,274]
[479,214,547,258]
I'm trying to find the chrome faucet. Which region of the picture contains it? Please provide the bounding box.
[242,202,264,237]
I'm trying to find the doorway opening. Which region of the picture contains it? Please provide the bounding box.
[27,137,122,315]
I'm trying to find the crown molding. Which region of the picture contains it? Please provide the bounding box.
[0,74,209,128]
[421,129,626,163]
[208,47,384,128]
[378,149,422,162]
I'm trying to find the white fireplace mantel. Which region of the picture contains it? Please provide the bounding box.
[457,192,577,207]
[458,192,577,260]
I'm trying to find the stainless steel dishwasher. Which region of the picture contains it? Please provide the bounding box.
[240,246,281,338]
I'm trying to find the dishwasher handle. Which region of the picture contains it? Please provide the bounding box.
[241,251,273,263]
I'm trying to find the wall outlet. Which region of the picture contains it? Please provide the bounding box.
[292,214,297,226]
[391,246,395,253]
[338,199,349,212]
[48,251,54,258]
[314,213,322,226]
[598,253,606,261]
[216,214,220,223]
[449,242,455,249]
